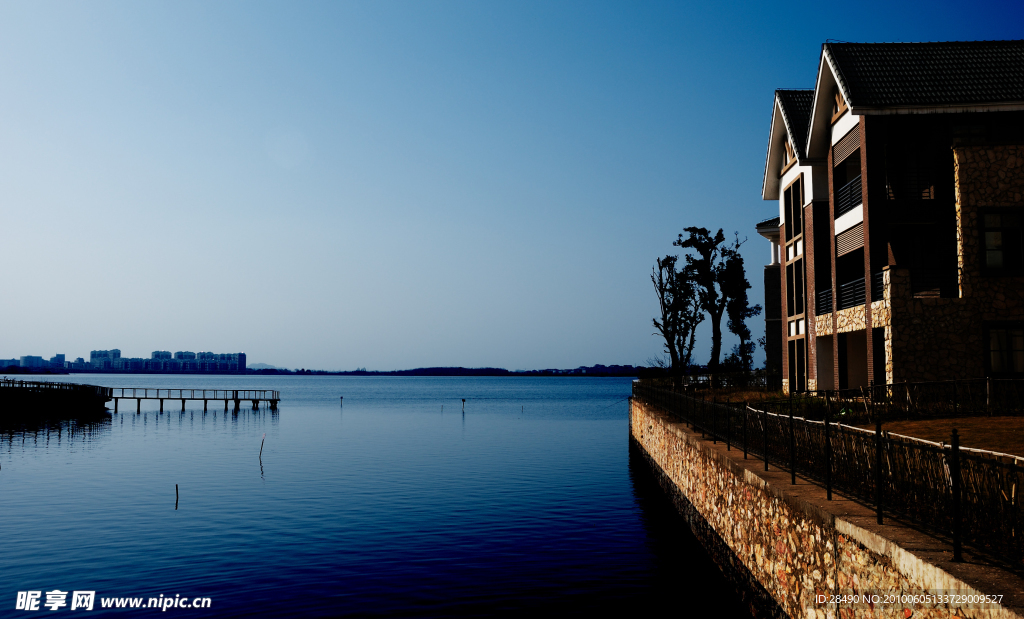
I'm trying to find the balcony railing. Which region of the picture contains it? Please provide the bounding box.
[835,174,862,218]
[911,269,959,298]
[871,271,885,301]
[816,288,832,315]
[836,277,865,310]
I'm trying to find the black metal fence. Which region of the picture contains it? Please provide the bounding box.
[632,382,1024,567]
[835,174,862,217]
[836,278,865,310]
[815,288,832,315]
[802,379,1024,421]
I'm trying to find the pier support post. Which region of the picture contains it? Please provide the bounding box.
[253,400,259,410]
[224,400,228,412]
[137,399,141,413]
[181,399,185,412]
[114,398,119,413]
[204,400,208,412]
[160,399,164,413]
[270,400,278,410]
[234,399,240,412]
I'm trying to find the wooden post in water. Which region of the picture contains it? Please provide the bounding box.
[159,399,164,413]
[114,398,119,413]
[137,399,141,414]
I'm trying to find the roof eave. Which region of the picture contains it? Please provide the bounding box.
[851,102,1024,115]
[761,95,785,201]
[805,46,853,159]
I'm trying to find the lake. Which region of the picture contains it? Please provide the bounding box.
[1,375,748,617]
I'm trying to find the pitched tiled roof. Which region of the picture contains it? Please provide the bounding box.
[756,216,780,228]
[776,90,814,156]
[825,40,1024,108]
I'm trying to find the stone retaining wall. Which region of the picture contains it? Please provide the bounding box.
[631,396,1024,619]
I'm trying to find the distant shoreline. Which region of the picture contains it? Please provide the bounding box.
[2,365,648,378]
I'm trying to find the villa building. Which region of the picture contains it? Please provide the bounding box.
[758,40,1024,393]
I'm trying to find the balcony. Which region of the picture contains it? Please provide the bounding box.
[836,278,865,310]
[816,289,832,315]
[835,174,862,218]
[871,271,885,301]
[911,269,958,298]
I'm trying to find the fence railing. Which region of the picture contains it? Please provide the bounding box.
[632,383,1024,566]
[803,379,1024,421]
[911,268,959,298]
[110,388,279,400]
[815,288,832,315]
[871,271,884,301]
[0,379,112,399]
[835,174,862,217]
[836,277,865,310]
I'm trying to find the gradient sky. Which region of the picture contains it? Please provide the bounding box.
[1,1,1021,370]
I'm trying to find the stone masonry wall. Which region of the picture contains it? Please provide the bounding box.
[886,146,1024,383]
[631,397,1022,619]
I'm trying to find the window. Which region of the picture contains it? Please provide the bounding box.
[783,176,803,242]
[989,326,1024,375]
[982,211,1023,273]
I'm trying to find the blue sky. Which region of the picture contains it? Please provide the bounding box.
[0,1,1020,370]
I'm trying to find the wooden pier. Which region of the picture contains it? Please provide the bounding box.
[0,379,112,416]
[111,389,280,413]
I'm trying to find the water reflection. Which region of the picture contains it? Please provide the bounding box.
[0,407,279,455]
[0,414,113,452]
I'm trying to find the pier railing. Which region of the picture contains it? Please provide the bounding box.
[632,383,1024,567]
[111,389,279,401]
[1,379,112,399]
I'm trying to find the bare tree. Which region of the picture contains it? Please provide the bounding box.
[722,234,762,373]
[675,227,731,375]
[651,256,681,371]
[652,255,703,377]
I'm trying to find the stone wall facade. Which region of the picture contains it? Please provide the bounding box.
[631,397,1023,619]
[836,306,867,334]
[884,146,1024,383]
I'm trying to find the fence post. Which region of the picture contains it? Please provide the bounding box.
[875,415,884,525]
[953,381,958,417]
[726,399,731,451]
[824,395,833,501]
[700,396,706,438]
[952,428,962,562]
[986,377,992,416]
[762,408,769,471]
[712,396,717,444]
[743,402,748,460]
[789,398,796,485]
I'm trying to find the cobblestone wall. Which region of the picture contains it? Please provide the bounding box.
[631,397,1020,619]
[884,146,1024,383]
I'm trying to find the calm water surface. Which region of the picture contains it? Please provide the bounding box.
[1,375,748,617]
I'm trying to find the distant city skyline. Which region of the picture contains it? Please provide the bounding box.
[1,1,1018,371]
